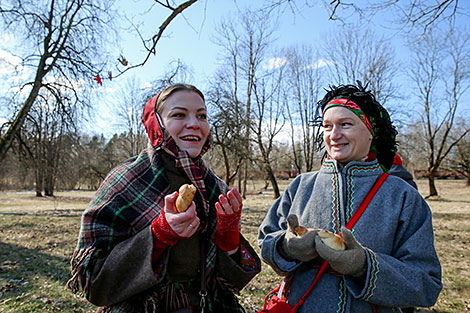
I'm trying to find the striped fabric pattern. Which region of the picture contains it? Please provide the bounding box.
[362,249,380,301]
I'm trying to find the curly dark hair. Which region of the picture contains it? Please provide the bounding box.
[315,82,398,171]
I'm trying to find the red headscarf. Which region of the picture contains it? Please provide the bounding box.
[142,94,165,147]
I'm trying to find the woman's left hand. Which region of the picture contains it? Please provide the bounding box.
[315,227,367,277]
[214,188,243,253]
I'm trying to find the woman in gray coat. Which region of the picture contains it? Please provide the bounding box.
[258,83,442,313]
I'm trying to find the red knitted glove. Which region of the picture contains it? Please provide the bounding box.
[214,209,242,252]
[151,209,183,261]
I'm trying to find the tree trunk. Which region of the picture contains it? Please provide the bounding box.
[35,168,43,197]
[44,162,55,196]
[0,69,45,161]
[34,137,44,197]
[222,145,231,184]
[44,179,54,196]
[237,167,242,194]
[44,145,57,197]
[466,176,470,186]
[267,168,280,198]
[221,145,241,186]
[263,177,269,190]
[242,160,248,199]
[428,174,438,197]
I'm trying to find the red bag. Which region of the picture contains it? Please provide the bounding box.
[259,294,293,313]
[258,279,293,313]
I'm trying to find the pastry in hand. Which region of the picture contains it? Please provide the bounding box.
[294,225,316,237]
[287,215,316,237]
[318,230,346,251]
[175,184,196,213]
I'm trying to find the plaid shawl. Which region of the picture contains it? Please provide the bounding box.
[67,102,247,312]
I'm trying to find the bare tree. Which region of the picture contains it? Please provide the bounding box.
[113,77,149,158]
[115,0,199,77]
[251,64,286,198]
[14,87,80,196]
[206,74,244,185]
[121,0,464,76]
[322,24,399,108]
[408,26,470,197]
[81,134,118,190]
[451,129,470,186]
[283,45,325,173]
[266,1,464,32]
[365,0,463,32]
[54,133,82,190]
[210,19,245,188]
[212,8,276,197]
[0,0,115,161]
[396,124,427,181]
[118,0,466,80]
[144,59,194,100]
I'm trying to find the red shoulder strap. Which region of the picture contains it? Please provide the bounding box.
[346,172,389,230]
[291,172,389,313]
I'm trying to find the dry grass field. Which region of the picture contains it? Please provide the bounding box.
[0,179,469,312]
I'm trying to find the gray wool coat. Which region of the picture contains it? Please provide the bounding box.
[258,158,442,313]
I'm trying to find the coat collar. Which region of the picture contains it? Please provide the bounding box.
[321,155,383,176]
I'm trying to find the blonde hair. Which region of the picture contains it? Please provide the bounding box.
[155,83,205,115]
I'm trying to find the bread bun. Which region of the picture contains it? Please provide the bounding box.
[318,230,346,250]
[287,214,316,237]
[175,184,197,213]
[294,226,315,237]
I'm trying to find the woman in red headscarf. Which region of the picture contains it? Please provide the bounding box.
[68,83,261,313]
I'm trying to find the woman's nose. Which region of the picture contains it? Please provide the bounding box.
[186,115,200,129]
[330,126,342,139]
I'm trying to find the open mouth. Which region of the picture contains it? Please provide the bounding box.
[180,135,201,142]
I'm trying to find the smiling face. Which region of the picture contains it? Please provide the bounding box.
[323,106,373,164]
[159,90,210,158]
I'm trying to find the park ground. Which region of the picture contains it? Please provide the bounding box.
[0,179,469,312]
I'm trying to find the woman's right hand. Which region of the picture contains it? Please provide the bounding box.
[279,215,318,262]
[150,192,200,261]
[164,191,200,238]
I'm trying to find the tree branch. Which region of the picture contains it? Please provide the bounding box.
[114,0,198,78]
